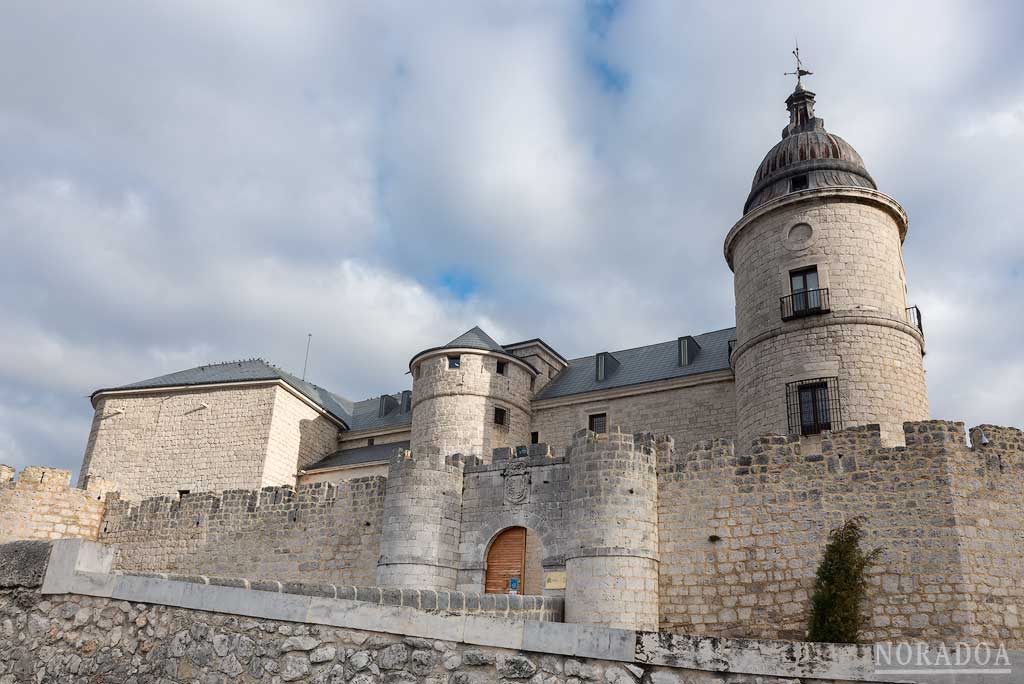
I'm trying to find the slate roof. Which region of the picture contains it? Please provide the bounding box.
[347,393,412,432]
[303,441,410,472]
[92,359,355,428]
[533,327,736,401]
[444,326,505,353]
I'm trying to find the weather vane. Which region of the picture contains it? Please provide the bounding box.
[784,41,813,87]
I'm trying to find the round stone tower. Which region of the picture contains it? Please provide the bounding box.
[726,82,928,448]
[409,326,535,462]
[376,447,466,589]
[564,428,661,631]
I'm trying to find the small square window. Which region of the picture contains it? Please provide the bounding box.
[790,174,809,192]
[496,360,507,375]
[367,437,375,446]
[588,413,607,434]
[494,407,508,426]
[530,431,539,444]
[178,489,190,499]
[447,355,461,369]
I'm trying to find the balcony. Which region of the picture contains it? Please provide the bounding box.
[780,288,830,321]
[906,305,924,336]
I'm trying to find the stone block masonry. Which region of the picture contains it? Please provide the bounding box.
[0,466,106,543]
[100,477,385,586]
[656,420,1024,648]
[79,384,341,500]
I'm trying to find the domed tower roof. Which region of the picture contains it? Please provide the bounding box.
[744,84,876,214]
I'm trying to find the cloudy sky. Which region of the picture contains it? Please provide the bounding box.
[1,1,1022,478]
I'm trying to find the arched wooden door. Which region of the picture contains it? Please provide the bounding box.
[485,527,543,594]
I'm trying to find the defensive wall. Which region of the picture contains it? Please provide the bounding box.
[657,421,1024,647]
[2,420,1022,646]
[98,478,386,587]
[0,465,107,544]
[0,538,928,684]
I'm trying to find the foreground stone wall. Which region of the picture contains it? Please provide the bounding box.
[0,466,106,544]
[0,586,873,684]
[656,420,1024,648]
[530,377,736,457]
[99,478,386,586]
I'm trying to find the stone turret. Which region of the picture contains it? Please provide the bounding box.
[409,326,535,462]
[375,447,467,590]
[726,82,928,447]
[564,428,663,631]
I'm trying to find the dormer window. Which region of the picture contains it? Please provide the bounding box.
[496,360,507,376]
[595,352,620,382]
[447,355,461,370]
[790,174,809,192]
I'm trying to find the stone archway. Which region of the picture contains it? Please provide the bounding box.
[484,526,544,595]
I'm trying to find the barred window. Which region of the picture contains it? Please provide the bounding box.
[588,413,607,434]
[786,377,842,436]
[494,407,507,426]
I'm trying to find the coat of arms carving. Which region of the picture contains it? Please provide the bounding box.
[502,460,530,505]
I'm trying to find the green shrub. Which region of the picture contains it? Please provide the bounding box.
[806,516,882,643]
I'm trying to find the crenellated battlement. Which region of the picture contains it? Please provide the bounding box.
[0,464,107,544]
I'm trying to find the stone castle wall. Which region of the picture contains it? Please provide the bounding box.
[0,466,107,544]
[530,377,736,455]
[80,385,341,500]
[728,191,929,446]
[412,351,533,461]
[99,477,386,586]
[656,420,1024,647]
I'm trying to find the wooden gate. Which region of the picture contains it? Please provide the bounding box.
[485,527,526,594]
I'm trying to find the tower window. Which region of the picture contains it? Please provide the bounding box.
[786,377,842,436]
[367,437,375,446]
[496,360,507,375]
[588,413,607,434]
[494,407,508,426]
[530,431,539,444]
[790,174,809,192]
[781,266,829,319]
[447,355,461,369]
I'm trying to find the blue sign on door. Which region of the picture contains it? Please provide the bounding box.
[509,577,520,594]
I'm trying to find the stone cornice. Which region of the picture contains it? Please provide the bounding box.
[529,369,735,410]
[409,347,539,377]
[730,311,926,365]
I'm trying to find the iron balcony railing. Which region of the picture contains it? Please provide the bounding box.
[780,287,830,321]
[906,305,923,335]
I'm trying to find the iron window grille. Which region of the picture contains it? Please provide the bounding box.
[588,413,607,434]
[906,305,924,335]
[786,377,842,436]
[494,407,508,426]
[781,287,830,320]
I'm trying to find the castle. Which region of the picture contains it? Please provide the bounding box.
[3,80,1022,649]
